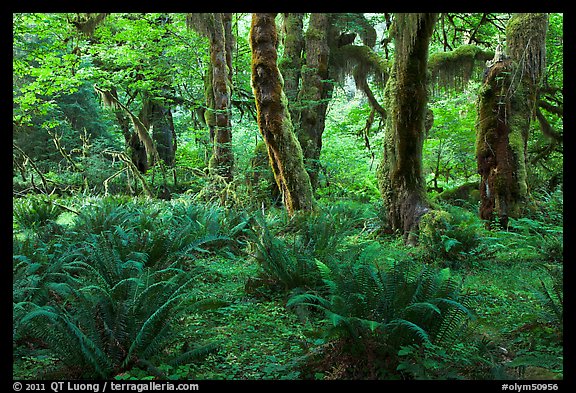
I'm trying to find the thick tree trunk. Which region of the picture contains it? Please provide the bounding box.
[377,13,437,245]
[250,13,316,215]
[475,13,547,228]
[296,13,333,191]
[476,60,530,228]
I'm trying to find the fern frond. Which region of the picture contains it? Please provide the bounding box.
[385,318,431,344]
[168,342,219,367]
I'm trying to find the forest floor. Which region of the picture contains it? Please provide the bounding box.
[12,196,563,381]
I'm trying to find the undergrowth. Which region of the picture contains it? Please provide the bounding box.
[13,194,563,380]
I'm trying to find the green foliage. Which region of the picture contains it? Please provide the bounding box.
[288,256,475,377]
[13,196,237,378]
[246,203,380,294]
[533,264,563,338]
[419,205,488,268]
[396,338,506,379]
[13,195,62,231]
[12,12,564,381]
[16,262,217,378]
[247,212,322,293]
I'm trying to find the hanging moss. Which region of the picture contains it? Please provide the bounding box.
[506,13,548,86]
[331,44,389,87]
[428,44,494,92]
[332,13,377,48]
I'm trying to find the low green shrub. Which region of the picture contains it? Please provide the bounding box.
[288,257,475,378]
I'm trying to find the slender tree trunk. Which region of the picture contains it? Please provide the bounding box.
[208,13,234,182]
[279,13,305,112]
[94,85,156,173]
[476,13,547,228]
[250,13,315,215]
[377,13,438,245]
[141,97,177,167]
[187,13,234,183]
[296,13,333,191]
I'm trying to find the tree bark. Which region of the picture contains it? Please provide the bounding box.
[377,13,438,245]
[208,13,234,182]
[296,13,333,191]
[475,13,548,228]
[187,13,234,182]
[250,13,316,215]
[279,13,305,113]
[140,96,177,167]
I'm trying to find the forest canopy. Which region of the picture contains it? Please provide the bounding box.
[13,13,563,382]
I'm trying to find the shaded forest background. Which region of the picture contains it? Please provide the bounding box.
[13,13,563,381]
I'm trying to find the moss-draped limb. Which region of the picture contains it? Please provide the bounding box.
[250,13,316,215]
[428,44,494,91]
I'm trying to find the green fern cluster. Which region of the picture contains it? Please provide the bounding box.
[288,253,475,378]
[13,196,240,379]
[15,238,219,379]
[247,207,362,293]
[13,195,62,231]
[534,264,563,339]
[247,213,319,292]
[290,258,472,347]
[419,205,487,267]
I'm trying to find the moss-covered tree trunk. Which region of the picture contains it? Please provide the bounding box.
[188,13,234,183]
[279,13,305,109]
[296,13,334,191]
[475,13,547,228]
[208,13,234,182]
[141,98,176,167]
[377,13,438,245]
[250,13,315,215]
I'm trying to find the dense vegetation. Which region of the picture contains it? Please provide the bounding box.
[13,13,563,382]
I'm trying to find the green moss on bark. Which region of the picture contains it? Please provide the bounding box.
[475,60,530,226]
[377,13,437,245]
[428,44,494,91]
[250,13,316,215]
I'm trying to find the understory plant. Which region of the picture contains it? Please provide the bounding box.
[288,256,475,378]
[15,252,219,379]
[246,206,368,294]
